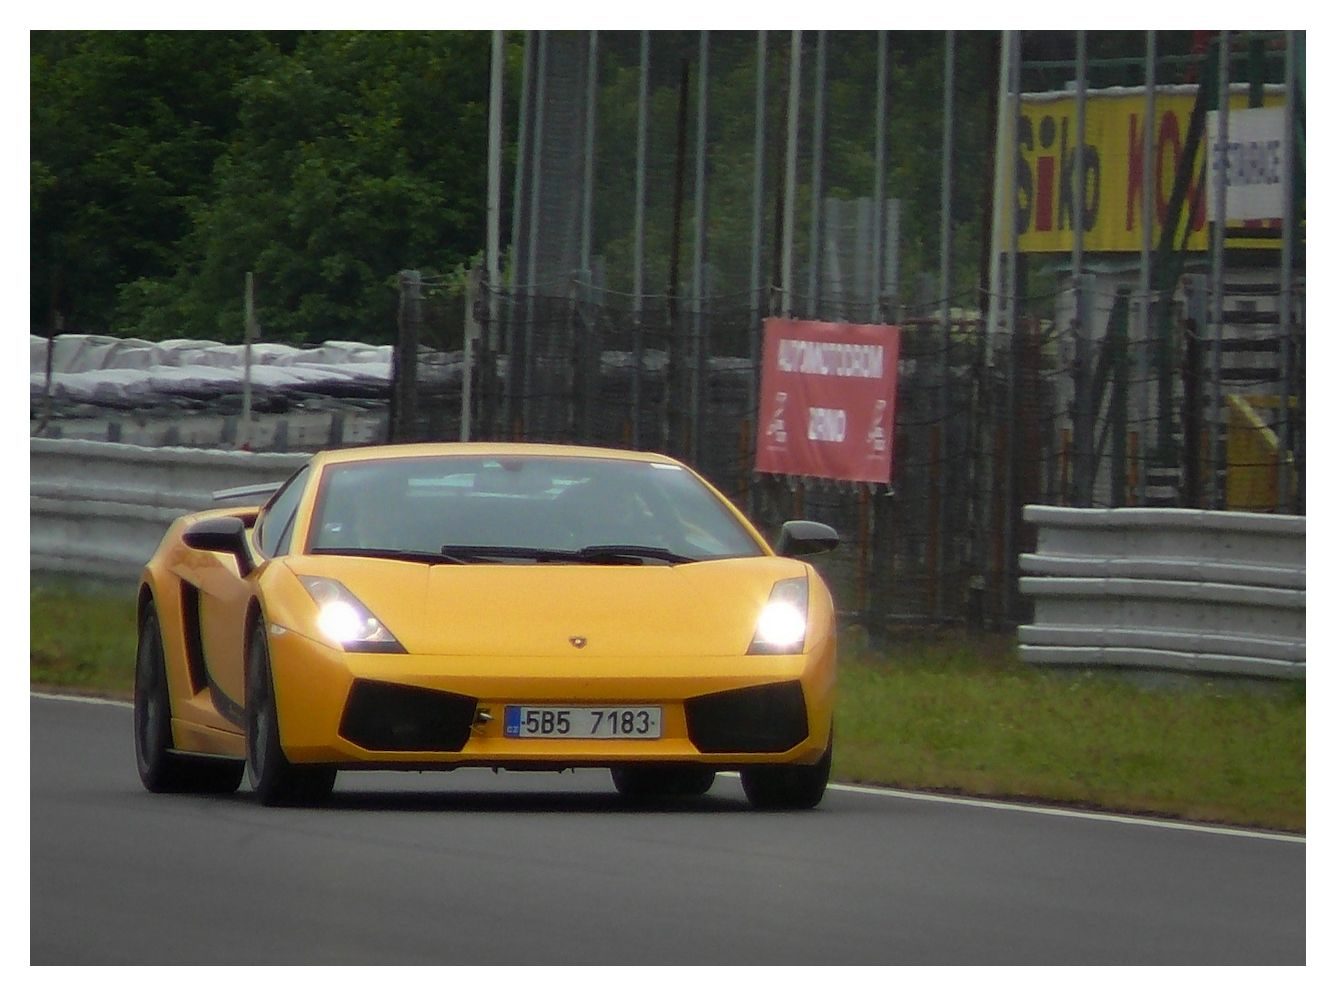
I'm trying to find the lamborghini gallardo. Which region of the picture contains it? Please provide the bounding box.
[133,443,839,808]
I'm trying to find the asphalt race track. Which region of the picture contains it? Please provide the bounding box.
[30,694,1305,965]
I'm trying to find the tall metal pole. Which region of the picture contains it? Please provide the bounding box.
[1137,31,1156,505]
[748,31,768,471]
[576,31,599,444]
[997,30,1019,620]
[523,31,548,436]
[505,33,534,436]
[479,30,504,443]
[487,31,503,332]
[1279,31,1296,511]
[691,31,710,467]
[1210,31,1230,510]
[579,32,598,282]
[632,30,649,449]
[781,31,802,317]
[871,31,888,323]
[985,30,1013,367]
[1007,31,1021,326]
[806,31,827,317]
[1072,30,1091,506]
[936,31,954,618]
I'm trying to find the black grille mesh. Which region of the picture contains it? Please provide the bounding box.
[685,681,809,754]
[338,680,477,752]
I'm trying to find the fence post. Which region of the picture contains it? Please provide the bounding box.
[1108,287,1131,507]
[391,270,422,443]
[936,33,955,619]
[1072,272,1097,506]
[1182,276,1207,508]
[241,273,258,450]
[1001,309,1020,622]
[39,313,61,436]
[1209,31,1230,512]
[462,268,482,442]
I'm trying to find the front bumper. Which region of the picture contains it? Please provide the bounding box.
[267,627,835,768]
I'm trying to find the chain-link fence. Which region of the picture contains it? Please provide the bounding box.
[387,266,1303,635]
[379,31,1302,632]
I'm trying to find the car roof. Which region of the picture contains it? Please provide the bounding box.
[310,442,682,470]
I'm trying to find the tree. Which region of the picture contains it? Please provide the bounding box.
[30,31,270,331]
[127,31,491,343]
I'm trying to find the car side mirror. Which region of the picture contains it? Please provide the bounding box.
[775,520,839,558]
[183,516,254,577]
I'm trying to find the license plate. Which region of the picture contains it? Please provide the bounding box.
[504,705,662,740]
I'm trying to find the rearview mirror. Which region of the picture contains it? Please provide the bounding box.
[183,516,254,577]
[774,520,839,558]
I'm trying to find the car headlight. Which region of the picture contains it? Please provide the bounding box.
[299,576,405,652]
[748,576,808,654]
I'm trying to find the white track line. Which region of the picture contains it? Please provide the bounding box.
[32,690,131,709]
[35,691,1302,842]
[822,781,1304,843]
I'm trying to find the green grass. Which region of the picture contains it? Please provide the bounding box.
[30,578,139,698]
[29,580,1305,831]
[834,629,1305,832]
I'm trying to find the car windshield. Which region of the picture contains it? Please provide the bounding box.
[307,455,764,563]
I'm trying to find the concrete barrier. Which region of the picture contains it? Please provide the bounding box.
[1018,505,1305,679]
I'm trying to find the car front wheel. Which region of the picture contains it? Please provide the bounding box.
[246,619,335,806]
[739,734,832,810]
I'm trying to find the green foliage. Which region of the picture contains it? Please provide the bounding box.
[31,30,1210,345]
[33,30,491,343]
[31,30,272,331]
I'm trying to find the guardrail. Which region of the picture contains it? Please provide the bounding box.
[1019,505,1305,680]
[31,438,308,581]
[31,439,1309,680]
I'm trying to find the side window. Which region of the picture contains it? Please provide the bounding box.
[256,465,311,559]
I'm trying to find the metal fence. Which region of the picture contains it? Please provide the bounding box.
[386,275,1289,632]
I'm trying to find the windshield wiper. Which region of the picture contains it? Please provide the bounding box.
[313,547,474,565]
[574,545,696,565]
[440,544,575,563]
[438,544,695,565]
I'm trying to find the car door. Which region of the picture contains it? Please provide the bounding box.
[186,465,311,730]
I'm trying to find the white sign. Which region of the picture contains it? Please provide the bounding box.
[1206,106,1288,222]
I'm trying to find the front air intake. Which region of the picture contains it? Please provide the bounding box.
[338,680,477,752]
[685,681,808,754]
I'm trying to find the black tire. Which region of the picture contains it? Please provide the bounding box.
[740,734,832,811]
[246,619,336,807]
[134,607,244,795]
[610,764,716,798]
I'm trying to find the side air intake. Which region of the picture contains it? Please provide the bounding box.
[684,681,808,754]
[338,680,477,752]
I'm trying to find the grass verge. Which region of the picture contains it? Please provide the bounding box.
[30,580,1304,831]
[31,578,139,698]
[836,629,1304,832]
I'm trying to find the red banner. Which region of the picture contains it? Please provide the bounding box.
[754,318,900,484]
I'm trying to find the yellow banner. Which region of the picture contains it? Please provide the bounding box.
[1016,86,1285,254]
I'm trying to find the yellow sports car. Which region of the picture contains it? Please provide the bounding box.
[134,443,839,809]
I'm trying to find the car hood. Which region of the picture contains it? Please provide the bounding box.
[280,555,811,657]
